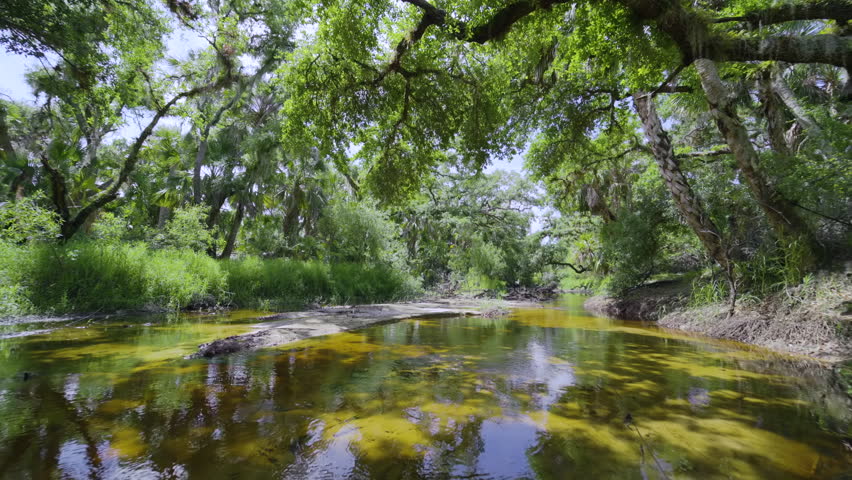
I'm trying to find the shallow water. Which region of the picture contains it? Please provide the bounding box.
[0,296,849,479]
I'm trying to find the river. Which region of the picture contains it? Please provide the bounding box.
[0,296,849,479]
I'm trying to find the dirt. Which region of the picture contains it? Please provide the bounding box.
[583,280,689,321]
[658,281,852,363]
[585,274,852,363]
[189,299,534,358]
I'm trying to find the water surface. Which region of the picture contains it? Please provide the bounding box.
[0,296,849,479]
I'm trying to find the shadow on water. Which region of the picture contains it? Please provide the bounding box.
[0,295,849,479]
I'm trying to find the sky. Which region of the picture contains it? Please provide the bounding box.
[0,51,32,101]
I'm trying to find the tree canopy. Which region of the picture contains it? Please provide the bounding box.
[0,0,849,312]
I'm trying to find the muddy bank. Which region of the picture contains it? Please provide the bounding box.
[659,303,851,363]
[190,300,531,358]
[585,275,852,363]
[583,280,689,321]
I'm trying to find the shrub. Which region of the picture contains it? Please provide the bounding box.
[600,207,661,294]
[448,238,509,292]
[2,241,227,314]
[0,241,32,314]
[222,257,326,308]
[330,263,418,303]
[145,249,226,309]
[0,194,60,243]
[24,242,150,312]
[318,201,405,266]
[90,212,129,244]
[223,257,419,309]
[154,205,213,251]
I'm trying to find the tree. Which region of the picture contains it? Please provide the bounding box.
[1,0,296,240]
[633,93,734,297]
[392,167,539,287]
[281,0,849,299]
[695,59,814,246]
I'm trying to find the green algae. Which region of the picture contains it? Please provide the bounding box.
[0,297,849,479]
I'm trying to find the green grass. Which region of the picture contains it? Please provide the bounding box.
[222,257,419,309]
[9,241,226,313]
[0,240,420,315]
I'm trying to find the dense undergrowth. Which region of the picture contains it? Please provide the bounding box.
[0,240,419,315]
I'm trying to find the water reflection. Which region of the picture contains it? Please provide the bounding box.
[0,298,849,479]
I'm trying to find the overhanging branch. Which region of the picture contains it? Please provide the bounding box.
[550,261,589,274]
[714,0,852,26]
[384,0,570,79]
[675,148,732,158]
[386,0,851,86]
[708,34,851,67]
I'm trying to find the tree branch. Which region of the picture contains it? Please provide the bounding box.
[713,0,852,26]
[790,200,852,227]
[675,148,732,159]
[619,0,851,67]
[39,154,71,223]
[384,0,570,78]
[0,105,19,168]
[708,34,851,67]
[650,65,687,97]
[62,77,234,239]
[550,261,589,274]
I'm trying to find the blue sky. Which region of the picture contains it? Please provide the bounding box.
[0,50,33,102]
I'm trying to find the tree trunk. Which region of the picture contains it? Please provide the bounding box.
[0,105,24,200]
[282,187,303,240]
[157,165,178,229]
[695,59,813,244]
[11,170,30,201]
[206,192,228,229]
[205,193,228,257]
[219,200,245,259]
[633,93,733,274]
[770,65,821,135]
[785,121,804,153]
[81,130,103,169]
[193,137,208,204]
[157,206,170,229]
[757,70,792,157]
[40,155,71,226]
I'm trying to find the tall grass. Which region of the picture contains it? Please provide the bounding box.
[222,257,419,309]
[688,236,818,307]
[0,241,33,315]
[11,241,226,313]
[0,240,420,315]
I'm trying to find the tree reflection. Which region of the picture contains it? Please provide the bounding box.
[0,308,849,478]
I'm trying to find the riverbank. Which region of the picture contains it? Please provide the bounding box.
[0,241,419,315]
[584,274,852,363]
[190,299,532,358]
